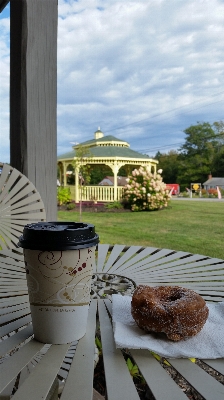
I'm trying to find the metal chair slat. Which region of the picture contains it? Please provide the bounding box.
[0,315,31,337]
[12,344,70,400]
[130,349,187,400]
[0,302,29,316]
[168,358,224,400]
[105,245,143,274]
[60,301,97,400]
[0,306,30,327]
[98,300,139,400]
[0,294,29,307]
[0,340,44,395]
[95,243,110,272]
[0,325,33,357]
[201,359,224,375]
[102,244,126,272]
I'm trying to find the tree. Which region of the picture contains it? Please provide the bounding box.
[73,145,92,221]
[211,148,224,176]
[211,121,224,176]
[177,122,216,188]
[213,121,224,146]
[154,150,180,184]
[86,163,129,185]
[89,165,113,185]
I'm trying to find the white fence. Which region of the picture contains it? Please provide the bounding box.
[66,185,125,202]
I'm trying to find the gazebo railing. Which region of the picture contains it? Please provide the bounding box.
[66,185,125,202]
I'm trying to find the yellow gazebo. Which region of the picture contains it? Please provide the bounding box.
[57,128,158,202]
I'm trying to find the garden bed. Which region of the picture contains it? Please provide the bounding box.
[58,202,131,213]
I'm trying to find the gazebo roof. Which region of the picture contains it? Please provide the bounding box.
[78,134,129,148]
[58,130,153,162]
[57,151,76,161]
[88,145,150,158]
[58,145,150,161]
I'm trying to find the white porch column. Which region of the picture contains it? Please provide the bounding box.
[10,0,58,220]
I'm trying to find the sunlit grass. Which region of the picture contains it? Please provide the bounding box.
[58,200,224,259]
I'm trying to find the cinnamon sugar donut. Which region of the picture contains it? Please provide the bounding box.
[131,285,209,341]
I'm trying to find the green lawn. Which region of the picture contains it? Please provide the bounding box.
[58,200,224,259]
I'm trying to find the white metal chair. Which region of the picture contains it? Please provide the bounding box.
[0,162,46,300]
[0,163,47,399]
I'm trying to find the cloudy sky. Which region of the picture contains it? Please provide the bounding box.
[0,0,224,163]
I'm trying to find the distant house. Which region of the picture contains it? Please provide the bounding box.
[203,174,224,190]
[98,176,128,186]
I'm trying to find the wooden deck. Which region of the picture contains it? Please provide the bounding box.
[1,244,224,400]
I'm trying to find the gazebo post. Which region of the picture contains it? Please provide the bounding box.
[75,166,80,203]
[108,161,125,202]
[113,166,118,201]
[63,162,67,186]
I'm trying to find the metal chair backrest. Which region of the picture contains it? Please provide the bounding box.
[0,163,46,250]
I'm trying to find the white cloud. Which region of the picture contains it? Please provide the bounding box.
[1,0,224,161]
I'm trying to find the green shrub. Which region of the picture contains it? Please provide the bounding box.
[105,201,123,209]
[66,202,76,210]
[57,187,71,205]
[179,191,190,197]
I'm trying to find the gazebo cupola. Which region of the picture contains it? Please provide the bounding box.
[94,127,104,140]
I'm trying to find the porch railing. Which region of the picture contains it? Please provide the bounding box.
[66,185,125,202]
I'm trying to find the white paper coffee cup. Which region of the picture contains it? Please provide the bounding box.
[18,222,99,344]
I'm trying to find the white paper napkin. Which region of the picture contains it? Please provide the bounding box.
[112,294,224,359]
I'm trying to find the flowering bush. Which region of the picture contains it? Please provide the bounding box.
[207,189,218,197]
[124,167,171,211]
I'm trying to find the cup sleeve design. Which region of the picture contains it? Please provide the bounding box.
[24,248,94,306]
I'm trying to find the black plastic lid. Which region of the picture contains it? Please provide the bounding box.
[18,221,99,250]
